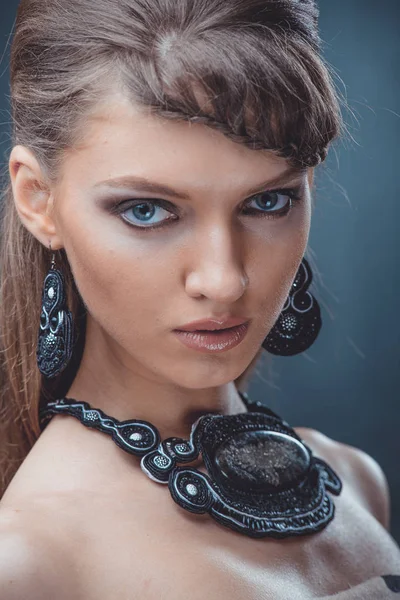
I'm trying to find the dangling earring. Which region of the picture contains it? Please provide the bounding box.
[37,245,74,378]
[262,257,322,356]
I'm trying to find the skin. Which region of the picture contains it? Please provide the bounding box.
[2,91,400,599]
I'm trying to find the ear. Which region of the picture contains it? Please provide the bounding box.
[9,145,64,250]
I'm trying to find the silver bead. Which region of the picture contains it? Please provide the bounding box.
[85,411,99,421]
[186,483,198,496]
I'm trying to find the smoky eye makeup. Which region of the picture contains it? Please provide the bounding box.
[96,179,307,232]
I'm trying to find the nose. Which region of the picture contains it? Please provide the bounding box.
[184,222,249,304]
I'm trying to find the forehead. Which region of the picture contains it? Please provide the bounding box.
[61,91,300,192]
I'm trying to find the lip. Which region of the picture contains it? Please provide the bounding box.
[173,321,250,353]
[176,316,249,332]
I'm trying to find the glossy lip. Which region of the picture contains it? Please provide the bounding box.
[173,321,250,353]
[175,316,249,332]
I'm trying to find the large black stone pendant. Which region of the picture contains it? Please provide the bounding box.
[214,429,311,493]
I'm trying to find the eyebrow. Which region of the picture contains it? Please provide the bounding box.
[94,165,308,200]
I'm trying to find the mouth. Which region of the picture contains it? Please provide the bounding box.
[173,321,250,353]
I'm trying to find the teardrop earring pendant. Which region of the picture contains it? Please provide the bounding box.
[36,248,74,378]
[262,257,322,356]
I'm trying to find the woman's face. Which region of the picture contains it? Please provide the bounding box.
[50,92,312,388]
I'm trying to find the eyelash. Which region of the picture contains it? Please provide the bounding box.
[111,187,303,232]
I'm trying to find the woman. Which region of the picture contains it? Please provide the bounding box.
[0,0,399,597]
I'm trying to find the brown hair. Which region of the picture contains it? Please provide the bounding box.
[0,0,343,497]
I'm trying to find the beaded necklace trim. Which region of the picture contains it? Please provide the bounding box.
[39,391,342,539]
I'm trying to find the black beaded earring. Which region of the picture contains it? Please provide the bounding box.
[262,257,322,356]
[37,247,74,378]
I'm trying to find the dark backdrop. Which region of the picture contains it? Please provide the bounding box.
[0,1,399,543]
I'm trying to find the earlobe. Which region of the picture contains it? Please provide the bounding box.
[9,145,63,249]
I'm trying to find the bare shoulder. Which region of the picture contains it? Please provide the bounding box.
[0,506,75,600]
[295,426,391,530]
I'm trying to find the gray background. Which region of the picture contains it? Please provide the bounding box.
[0,1,399,544]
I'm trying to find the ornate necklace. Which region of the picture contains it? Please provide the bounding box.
[39,391,342,539]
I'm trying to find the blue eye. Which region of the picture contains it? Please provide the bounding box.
[120,201,177,228]
[115,187,302,231]
[243,191,296,218]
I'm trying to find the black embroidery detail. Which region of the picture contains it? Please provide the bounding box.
[262,257,322,356]
[37,268,74,378]
[382,575,400,593]
[40,393,343,539]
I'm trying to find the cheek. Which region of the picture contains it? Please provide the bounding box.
[58,203,178,337]
[250,207,310,322]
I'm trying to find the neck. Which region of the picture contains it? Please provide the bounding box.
[66,318,249,442]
